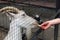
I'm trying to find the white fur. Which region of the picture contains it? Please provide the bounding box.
[1,7,38,40]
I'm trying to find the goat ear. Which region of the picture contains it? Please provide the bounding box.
[8,12,16,17]
[6,12,15,20]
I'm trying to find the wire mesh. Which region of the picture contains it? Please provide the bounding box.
[0,6,38,40]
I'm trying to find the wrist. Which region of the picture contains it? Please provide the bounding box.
[49,18,60,25]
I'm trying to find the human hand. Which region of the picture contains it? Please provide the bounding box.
[40,18,60,30]
[39,21,52,30]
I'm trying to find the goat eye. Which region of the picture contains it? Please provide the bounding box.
[22,14,26,16]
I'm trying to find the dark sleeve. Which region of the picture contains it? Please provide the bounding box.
[56,0,60,10]
[56,0,60,18]
[56,9,60,18]
[59,12,60,18]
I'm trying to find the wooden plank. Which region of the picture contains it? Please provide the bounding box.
[0,1,9,3]
[23,1,56,8]
[0,1,56,8]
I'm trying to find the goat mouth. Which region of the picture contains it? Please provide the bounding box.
[32,22,40,27]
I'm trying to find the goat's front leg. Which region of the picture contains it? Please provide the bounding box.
[26,27,32,40]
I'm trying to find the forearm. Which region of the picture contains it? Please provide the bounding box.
[49,18,60,25]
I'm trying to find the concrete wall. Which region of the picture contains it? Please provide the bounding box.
[0,13,10,28]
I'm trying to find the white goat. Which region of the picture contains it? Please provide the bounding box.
[0,6,38,40]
